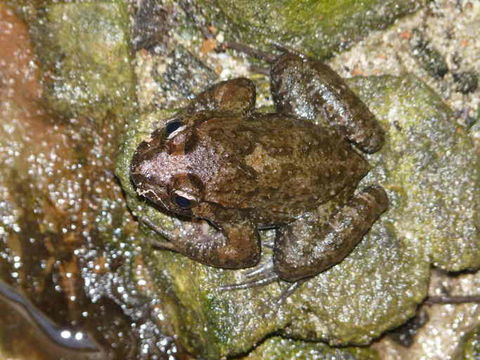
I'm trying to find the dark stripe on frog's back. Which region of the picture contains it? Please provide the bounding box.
[194,113,369,216]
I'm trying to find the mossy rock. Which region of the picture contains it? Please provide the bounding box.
[116,72,479,359]
[463,326,480,360]
[30,1,136,120]
[197,0,425,58]
[242,337,379,360]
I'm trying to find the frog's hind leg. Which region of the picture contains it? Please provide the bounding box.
[274,185,389,282]
[270,53,385,154]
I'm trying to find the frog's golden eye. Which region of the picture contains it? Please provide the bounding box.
[165,120,185,138]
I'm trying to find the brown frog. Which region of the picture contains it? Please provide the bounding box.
[130,53,388,286]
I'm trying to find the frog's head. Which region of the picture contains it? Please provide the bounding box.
[130,115,206,219]
[130,112,243,223]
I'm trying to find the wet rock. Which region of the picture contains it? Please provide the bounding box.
[154,45,219,101]
[387,310,429,347]
[353,75,479,272]
[135,44,219,110]
[0,3,177,359]
[375,270,480,359]
[195,0,425,58]
[133,0,173,53]
[116,73,479,358]
[463,326,480,360]
[453,71,479,94]
[409,28,449,79]
[31,1,136,119]
[242,337,379,360]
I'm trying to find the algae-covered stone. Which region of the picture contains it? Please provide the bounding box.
[462,326,480,360]
[116,72,478,358]
[350,75,480,271]
[32,1,135,119]
[243,337,379,360]
[198,0,425,58]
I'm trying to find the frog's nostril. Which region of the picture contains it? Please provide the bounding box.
[130,162,155,186]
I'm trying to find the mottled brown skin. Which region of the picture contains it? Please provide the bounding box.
[130,54,388,282]
[270,53,385,154]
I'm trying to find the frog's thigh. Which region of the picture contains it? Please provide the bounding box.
[273,186,388,282]
[270,53,384,153]
[186,78,256,115]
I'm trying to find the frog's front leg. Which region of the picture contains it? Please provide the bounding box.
[144,218,261,269]
[185,77,256,115]
[274,186,388,282]
[270,53,385,153]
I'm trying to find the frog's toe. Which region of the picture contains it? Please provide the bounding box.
[261,239,274,249]
[218,264,279,291]
[276,279,307,305]
[243,261,273,278]
[218,270,307,305]
[217,260,307,304]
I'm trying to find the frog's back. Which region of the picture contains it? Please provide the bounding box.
[195,113,370,218]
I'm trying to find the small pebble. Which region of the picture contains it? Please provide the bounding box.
[453,71,479,94]
[409,29,449,79]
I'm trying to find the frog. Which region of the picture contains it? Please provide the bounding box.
[129,52,389,287]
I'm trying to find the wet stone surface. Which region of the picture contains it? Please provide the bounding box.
[1,0,479,359]
[243,337,379,360]
[463,326,480,360]
[194,0,426,59]
[31,1,136,119]
[0,2,177,359]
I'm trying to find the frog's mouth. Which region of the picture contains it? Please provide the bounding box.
[131,171,198,221]
[130,170,167,207]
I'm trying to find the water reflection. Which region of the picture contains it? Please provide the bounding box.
[0,280,105,359]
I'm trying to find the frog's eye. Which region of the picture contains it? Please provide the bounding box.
[165,120,185,138]
[172,191,197,209]
[174,195,192,208]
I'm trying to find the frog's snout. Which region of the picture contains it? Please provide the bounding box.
[130,168,148,189]
[130,169,170,209]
